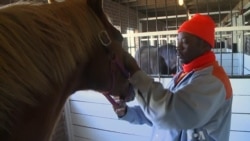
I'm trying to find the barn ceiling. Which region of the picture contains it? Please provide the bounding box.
[113,0,250,28]
[1,0,249,29]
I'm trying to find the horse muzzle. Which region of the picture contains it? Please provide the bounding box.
[122,83,135,102]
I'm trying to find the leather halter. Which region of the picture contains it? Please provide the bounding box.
[98,30,133,108]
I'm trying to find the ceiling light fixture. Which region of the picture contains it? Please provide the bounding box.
[178,0,184,6]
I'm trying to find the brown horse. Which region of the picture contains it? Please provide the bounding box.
[0,0,133,140]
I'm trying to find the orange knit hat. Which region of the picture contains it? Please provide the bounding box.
[178,14,215,48]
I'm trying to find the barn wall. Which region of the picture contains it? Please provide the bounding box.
[102,0,166,52]
[103,0,166,33]
[103,0,138,33]
[64,78,250,141]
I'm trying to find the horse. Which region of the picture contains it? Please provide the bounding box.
[135,44,179,75]
[0,0,134,140]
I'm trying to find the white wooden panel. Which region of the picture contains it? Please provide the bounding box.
[244,68,250,75]
[244,54,250,72]
[223,67,240,75]
[70,99,140,118]
[230,79,250,95]
[71,114,152,136]
[232,96,250,113]
[231,114,250,131]
[217,59,239,67]
[70,101,116,118]
[215,53,240,59]
[215,53,243,75]
[70,90,110,104]
[73,125,151,141]
[229,131,250,141]
[70,90,146,106]
[153,77,172,88]
[213,48,227,53]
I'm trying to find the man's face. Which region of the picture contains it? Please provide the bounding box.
[176,32,207,64]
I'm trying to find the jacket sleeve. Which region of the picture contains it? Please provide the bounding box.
[119,105,153,126]
[129,70,228,129]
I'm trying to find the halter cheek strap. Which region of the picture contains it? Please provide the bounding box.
[102,55,131,109]
[98,30,132,109]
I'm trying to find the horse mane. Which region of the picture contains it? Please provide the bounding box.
[0,0,105,133]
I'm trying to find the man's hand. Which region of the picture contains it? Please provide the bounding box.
[113,97,127,117]
[123,51,140,76]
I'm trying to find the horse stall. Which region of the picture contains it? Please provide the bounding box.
[1,0,250,141]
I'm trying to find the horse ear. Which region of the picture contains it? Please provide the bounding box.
[87,0,103,15]
[48,0,65,4]
[48,0,55,4]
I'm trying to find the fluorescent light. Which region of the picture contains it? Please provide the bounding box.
[178,0,184,6]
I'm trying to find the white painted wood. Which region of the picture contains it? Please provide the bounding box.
[244,54,250,69]
[70,90,110,104]
[217,60,239,66]
[215,53,240,60]
[223,67,240,75]
[70,101,115,118]
[215,53,242,75]
[154,77,172,88]
[229,131,250,141]
[216,54,233,60]
[71,113,152,136]
[231,114,250,131]
[232,96,250,113]
[73,125,151,141]
[230,79,250,95]
[70,99,146,119]
[244,54,250,75]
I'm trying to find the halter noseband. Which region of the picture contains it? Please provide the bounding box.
[98,30,133,108]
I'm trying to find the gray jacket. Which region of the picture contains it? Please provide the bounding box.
[120,61,233,141]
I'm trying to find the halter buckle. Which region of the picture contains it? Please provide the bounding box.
[98,30,112,47]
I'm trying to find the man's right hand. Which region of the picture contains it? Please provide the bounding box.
[113,97,127,118]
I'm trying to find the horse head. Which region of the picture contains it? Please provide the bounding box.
[46,0,135,103]
[76,0,134,104]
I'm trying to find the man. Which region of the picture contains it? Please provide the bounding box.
[116,14,233,141]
